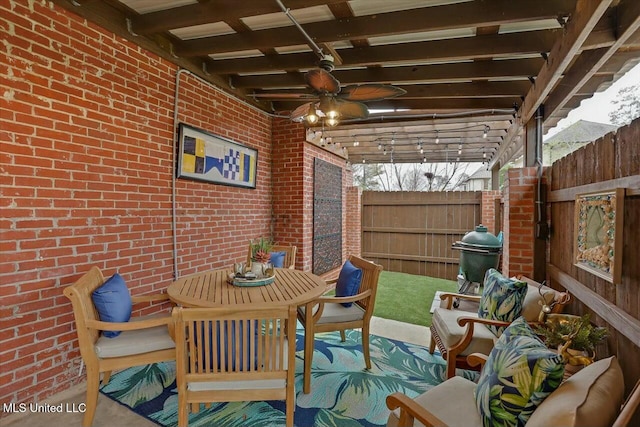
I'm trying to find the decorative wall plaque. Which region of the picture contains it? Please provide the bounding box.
[574,188,625,284]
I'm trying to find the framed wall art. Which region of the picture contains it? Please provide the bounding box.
[573,188,625,284]
[177,123,257,189]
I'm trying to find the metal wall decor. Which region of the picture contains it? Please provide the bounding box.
[574,188,625,284]
[313,158,343,275]
[177,123,257,188]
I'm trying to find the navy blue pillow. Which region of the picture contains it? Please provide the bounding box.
[270,251,286,268]
[335,260,363,307]
[91,273,132,338]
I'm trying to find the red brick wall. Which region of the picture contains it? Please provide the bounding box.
[0,2,272,407]
[346,186,362,257]
[272,119,354,273]
[481,190,502,235]
[501,168,538,277]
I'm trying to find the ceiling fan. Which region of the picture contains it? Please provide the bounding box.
[260,1,406,126]
[277,54,406,126]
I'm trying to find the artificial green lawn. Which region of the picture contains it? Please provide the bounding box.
[372,270,459,327]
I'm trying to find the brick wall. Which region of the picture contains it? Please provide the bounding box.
[501,168,538,277]
[0,2,273,408]
[0,3,358,407]
[346,186,362,257]
[481,190,502,235]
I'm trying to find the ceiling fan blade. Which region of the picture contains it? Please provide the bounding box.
[305,68,340,94]
[336,100,369,119]
[339,84,406,102]
[290,102,313,122]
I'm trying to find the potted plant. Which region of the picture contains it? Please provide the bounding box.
[536,313,608,368]
[249,237,273,276]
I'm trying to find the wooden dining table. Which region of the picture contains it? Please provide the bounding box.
[167,267,328,308]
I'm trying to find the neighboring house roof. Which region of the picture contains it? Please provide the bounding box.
[467,167,492,180]
[544,120,617,145]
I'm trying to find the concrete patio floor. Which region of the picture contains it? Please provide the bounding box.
[3,317,431,427]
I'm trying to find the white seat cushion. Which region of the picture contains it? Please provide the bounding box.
[387,376,480,427]
[431,308,496,356]
[298,301,365,324]
[95,323,174,358]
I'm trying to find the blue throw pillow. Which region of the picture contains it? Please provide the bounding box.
[475,316,565,427]
[91,273,132,338]
[478,268,527,335]
[335,260,363,307]
[270,251,286,268]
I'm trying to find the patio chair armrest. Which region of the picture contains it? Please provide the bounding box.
[386,392,447,427]
[87,315,172,332]
[324,280,337,292]
[131,292,171,304]
[318,289,372,305]
[439,292,481,309]
[467,353,489,369]
[457,316,511,329]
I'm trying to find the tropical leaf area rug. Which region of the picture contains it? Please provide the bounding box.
[100,329,478,427]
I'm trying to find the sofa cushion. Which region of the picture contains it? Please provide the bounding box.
[335,260,363,307]
[475,316,565,427]
[431,308,497,356]
[91,273,132,338]
[387,376,480,427]
[478,269,527,335]
[526,356,624,427]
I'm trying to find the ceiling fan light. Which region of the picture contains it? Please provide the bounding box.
[326,117,339,127]
[326,110,339,119]
[306,105,318,124]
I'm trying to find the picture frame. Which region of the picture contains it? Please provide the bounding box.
[573,188,625,284]
[177,123,257,189]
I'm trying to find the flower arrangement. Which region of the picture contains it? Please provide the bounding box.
[535,313,608,365]
[250,237,273,263]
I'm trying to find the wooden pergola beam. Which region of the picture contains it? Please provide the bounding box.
[175,0,575,56]
[232,58,544,89]
[490,0,614,169]
[545,0,640,117]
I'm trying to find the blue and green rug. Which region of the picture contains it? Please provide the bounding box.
[100,329,477,426]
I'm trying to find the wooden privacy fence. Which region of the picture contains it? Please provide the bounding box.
[361,191,482,280]
[547,119,640,403]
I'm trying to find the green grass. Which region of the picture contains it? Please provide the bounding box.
[373,271,459,327]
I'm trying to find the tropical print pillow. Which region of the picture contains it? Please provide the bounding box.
[478,268,527,335]
[475,316,565,427]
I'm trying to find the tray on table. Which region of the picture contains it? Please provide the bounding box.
[227,273,275,287]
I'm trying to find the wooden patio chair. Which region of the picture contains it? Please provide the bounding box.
[63,266,175,427]
[246,242,297,269]
[429,274,570,379]
[297,255,383,393]
[173,305,297,427]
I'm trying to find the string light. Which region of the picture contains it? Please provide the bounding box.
[435,130,439,144]
[483,125,489,138]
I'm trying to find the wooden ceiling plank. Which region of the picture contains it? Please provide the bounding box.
[545,0,640,117]
[274,98,522,111]
[211,30,559,74]
[255,81,532,99]
[233,58,543,89]
[130,0,346,35]
[490,0,614,169]
[175,0,575,55]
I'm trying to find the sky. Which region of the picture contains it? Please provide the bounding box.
[544,62,640,139]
